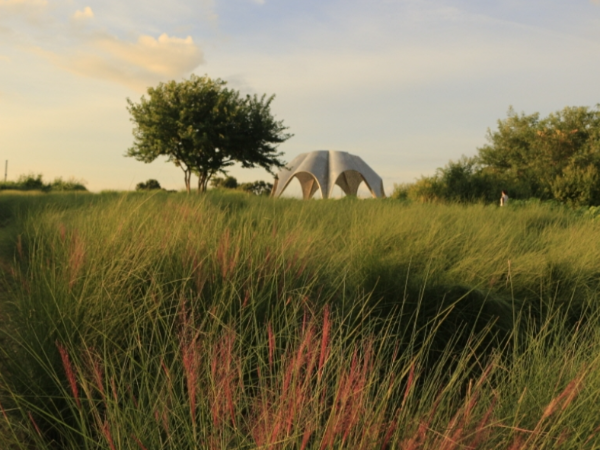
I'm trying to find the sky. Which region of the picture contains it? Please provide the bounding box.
[1,0,600,194]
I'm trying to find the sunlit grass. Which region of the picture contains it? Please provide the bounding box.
[1,192,600,448]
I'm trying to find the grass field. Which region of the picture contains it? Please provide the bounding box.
[1,191,600,449]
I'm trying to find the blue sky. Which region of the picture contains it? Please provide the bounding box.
[1,0,600,193]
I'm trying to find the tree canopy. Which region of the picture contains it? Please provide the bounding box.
[394,105,600,206]
[126,75,292,193]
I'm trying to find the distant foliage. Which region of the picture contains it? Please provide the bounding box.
[135,179,162,191]
[0,174,87,192]
[238,180,273,196]
[395,105,600,206]
[211,176,273,196]
[50,177,88,192]
[16,173,46,190]
[210,176,238,189]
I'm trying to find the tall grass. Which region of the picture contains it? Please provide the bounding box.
[1,192,600,448]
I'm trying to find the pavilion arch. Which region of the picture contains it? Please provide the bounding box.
[334,170,371,197]
[283,171,323,200]
[271,150,385,199]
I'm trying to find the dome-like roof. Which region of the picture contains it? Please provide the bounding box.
[271,150,385,199]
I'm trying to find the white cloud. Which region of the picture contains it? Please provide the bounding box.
[0,54,10,62]
[72,6,94,21]
[252,0,266,5]
[36,32,204,91]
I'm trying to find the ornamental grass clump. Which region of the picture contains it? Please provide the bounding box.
[1,192,600,448]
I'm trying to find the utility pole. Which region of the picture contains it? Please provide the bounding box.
[4,160,6,183]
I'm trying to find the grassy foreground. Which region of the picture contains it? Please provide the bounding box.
[1,192,600,449]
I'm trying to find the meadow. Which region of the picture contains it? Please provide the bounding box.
[1,191,600,449]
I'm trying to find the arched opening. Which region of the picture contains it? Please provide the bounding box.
[277,176,303,198]
[334,170,377,198]
[276,171,322,199]
[356,181,375,198]
[295,172,322,199]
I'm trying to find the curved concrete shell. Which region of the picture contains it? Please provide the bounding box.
[271,150,385,199]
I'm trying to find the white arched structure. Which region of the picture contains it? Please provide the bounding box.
[271,150,386,199]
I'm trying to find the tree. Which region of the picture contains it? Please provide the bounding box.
[126,75,292,193]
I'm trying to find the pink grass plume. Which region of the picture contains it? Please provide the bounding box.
[268,322,275,370]
[131,434,149,450]
[28,411,42,437]
[402,363,416,408]
[0,399,8,422]
[318,306,331,380]
[300,426,314,450]
[102,419,117,450]
[56,341,81,409]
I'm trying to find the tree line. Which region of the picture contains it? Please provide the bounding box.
[126,75,600,205]
[393,105,600,206]
[135,176,273,196]
[0,174,87,192]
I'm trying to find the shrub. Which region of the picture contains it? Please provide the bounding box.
[0,174,87,192]
[135,179,162,191]
[50,177,87,192]
[210,176,239,189]
[238,180,273,196]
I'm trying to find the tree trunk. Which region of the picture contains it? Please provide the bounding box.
[181,167,191,194]
[197,173,209,193]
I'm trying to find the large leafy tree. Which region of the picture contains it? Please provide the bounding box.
[126,75,292,193]
[477,105,600,203]
[395,105,600,206]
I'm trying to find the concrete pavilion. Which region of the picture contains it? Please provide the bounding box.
[271,150,386,199]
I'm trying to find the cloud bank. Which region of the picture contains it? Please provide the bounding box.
[2,1,205,91]
[38,32,203,91]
